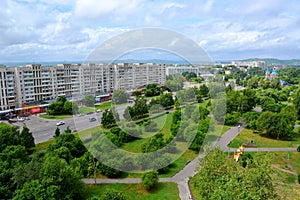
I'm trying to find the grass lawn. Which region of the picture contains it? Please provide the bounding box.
[271,151,300,173]
[271,151,300,199]
[83,182,179,200]
[39,114,72,120]
[229,128,300,148]
[95,102,112,111]
[272,170,300,199]
[79,106,96,114]
[78,126,104,139]
[35,139,56,151]
[121,113,173,153]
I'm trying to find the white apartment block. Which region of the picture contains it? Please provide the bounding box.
[166,65,202,77]
[227,61,265,68]
[0,63,166,110]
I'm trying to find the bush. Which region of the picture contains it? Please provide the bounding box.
[141,171,159,190]
[298,173,300,184]
[224,112,239,126]
[297,146,300,152]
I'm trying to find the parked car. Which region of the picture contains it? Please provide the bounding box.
[96,109,103,113]
[24,116,30,120]
[17,117,25,122]
[56,121,65,126]
[86,112,94,115]
[89,117,96,122]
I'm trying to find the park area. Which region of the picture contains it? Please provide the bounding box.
[229,128,300,148]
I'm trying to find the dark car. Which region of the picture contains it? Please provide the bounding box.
[89,117,96,122]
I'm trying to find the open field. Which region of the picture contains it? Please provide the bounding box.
[84,182,179,200]
[229,128,300,148]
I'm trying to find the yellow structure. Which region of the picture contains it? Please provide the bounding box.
[233,145,244,162]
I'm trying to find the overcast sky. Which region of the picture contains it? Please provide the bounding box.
[1,0,300,63]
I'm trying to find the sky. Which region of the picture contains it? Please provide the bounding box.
[1,0,300,64]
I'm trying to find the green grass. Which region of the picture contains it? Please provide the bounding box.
[229,128,300,148]
[79,106,96,114]
[271,152,300,199]
[78,126,104,138]
[121,113,173,153]
[39,114,72,120]
[35,139,56,151]
[271,151,300,173]
[83,182,179,200]
[95,102,112,110]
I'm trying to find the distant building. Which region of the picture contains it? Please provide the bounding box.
[223,60,265,68]
[166,65,202,76]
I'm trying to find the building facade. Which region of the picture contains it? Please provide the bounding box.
[166,65,202,76]
[0,63,166,110]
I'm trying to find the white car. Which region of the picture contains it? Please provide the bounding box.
[56,121,65,126]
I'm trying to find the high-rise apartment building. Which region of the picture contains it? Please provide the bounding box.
[0,63,166,111]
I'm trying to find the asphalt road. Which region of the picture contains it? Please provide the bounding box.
[20,113,103,144]
[8,104,129,144]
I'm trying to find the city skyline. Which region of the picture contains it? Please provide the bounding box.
[1,0,300,63]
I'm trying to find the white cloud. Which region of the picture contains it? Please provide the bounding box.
[74,0,143,19]
[159,2,186,13]
[1,0,300,62]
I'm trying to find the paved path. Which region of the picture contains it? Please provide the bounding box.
[81,125,298,200]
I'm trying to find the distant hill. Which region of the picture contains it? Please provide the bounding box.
[240,58,300,66]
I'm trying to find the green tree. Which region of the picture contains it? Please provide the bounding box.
[141,171,159,190]
[0,123,20,152]
[84,94,95,107]
[63,101,74,114]
[145,84,161,97]
[224,112,239,126]
[199,84,209,97]
[164,74,183,91]
[212,97,226,122]
[191,148,279,200]
[19,126,35,150]
[101,109,118,128]
[142,133,165,153]
[70,152,95,178]
[294,87,300,119]
[54,127,60,138]
[53,146,72,164]
[50,133,86,158]
[256,110,295,139]
[126,98,149,120]
[38,155,84,200]
[112,90,129,104]
[13,180,46,200]
[182,72,197,81]
[159,92,174,108]
[57,96,67,104]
